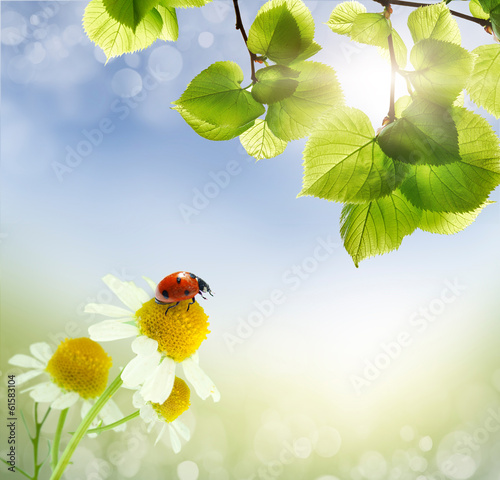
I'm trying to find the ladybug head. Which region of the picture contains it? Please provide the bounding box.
[197,277,213,296]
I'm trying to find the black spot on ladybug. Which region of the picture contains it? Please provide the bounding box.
[176,277,181,284]
[189,273,196,279]
[162,290,169,298]
[184,289,190,296]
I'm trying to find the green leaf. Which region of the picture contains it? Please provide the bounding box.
[480,1,500,36]
[377,98,460,165]
[394,95,412,117]
[477,0,499,13]
[408,38,474,106]
[247,0,315,65]
[400,107,500,212]
[467,44,500,118]
[239,119,288,160]
[289,40,322,64]
[266,61,344,141]
[470,0,490,19]
[102,0,160,30]
[157,4,178,41]
[377,29,407,68]
[300,106,408,203]
[174,107,254,141]
[84,0,163,59]
[251,65,299,105]
[350,13,391,46]
[174,61,265,131]
[327,1,366,36]
[340,190,422,267]
[454,90,465,107]
[419,202,493,235]
[248,4,301,65]
[162,0,212,7]
[492,10,500,39]
[349,13,406,67]
[407,2,461,45]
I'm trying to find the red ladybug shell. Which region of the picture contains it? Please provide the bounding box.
[155,271,204,304]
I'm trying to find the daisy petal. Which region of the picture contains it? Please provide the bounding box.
[139,404,156,424]
[85,303,133,318]
[131,336,158,356]
[182,357,220,402]
[8,354,45,369]
[171,419,191,442]
[168,424,182,452]
[29,343,53,364]
[132,391,146,409]
[16,370,45,385]
[51,392,80,410]
[29,382,61,402]
[103,275,147,312]
[89,320,139,342]
[142,276,157,293]
[121,351,161,388]
[189,351,199,364]
[140,357,175,404]
[100,399,126,432]
[126,280,151,305]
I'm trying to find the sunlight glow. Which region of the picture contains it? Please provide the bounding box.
[334,47,408,129]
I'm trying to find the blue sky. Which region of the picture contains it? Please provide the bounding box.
[2,2,500,478]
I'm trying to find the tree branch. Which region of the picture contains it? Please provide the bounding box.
[232,0,257,83]
[372,0,490,27]
[387,33,397,123]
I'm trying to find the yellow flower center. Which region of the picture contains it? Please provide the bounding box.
[46,338,112,399]
[152,376,190,423]
[136,299,210,362]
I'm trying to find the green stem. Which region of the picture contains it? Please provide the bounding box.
[32,404,51,480]
[49,374,123,480]
[84,411,140,435]
[50,409,68,471]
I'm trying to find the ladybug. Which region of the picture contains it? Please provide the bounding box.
[155,271,213,314]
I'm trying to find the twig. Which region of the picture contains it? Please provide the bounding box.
[387,33,397,123]
[232,0,257,82]
[372,0,490,27]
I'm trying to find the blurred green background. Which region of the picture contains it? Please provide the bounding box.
[1,1,500,479]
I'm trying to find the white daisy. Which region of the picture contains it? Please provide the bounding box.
[132,379,191,453]
[86,274,220,405]
[8,339,125,431]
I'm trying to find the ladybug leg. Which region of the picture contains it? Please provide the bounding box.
[165,302,180,315]
[199,292,207,300]
[186,297,196,311]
